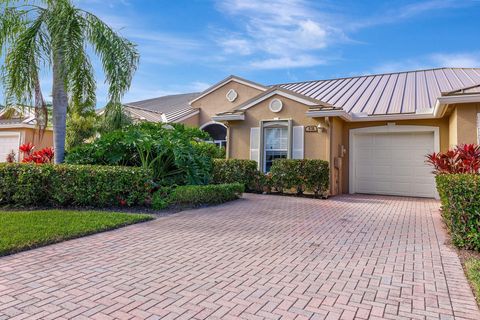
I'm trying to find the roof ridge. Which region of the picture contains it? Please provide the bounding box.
[274,67,480,87]
[126,92,201,105]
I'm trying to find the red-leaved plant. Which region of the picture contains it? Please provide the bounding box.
[18,143,54,164]
[426,144,480,174]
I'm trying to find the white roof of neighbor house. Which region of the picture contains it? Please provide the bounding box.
[278,68,480,115]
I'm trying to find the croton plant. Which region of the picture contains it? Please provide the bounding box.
[426,144,480,174]
[16,142,54,164]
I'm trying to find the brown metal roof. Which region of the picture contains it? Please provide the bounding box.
[278,68,480,115]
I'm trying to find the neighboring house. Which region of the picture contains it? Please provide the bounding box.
[0,106,53,162]
[128,67,480,199]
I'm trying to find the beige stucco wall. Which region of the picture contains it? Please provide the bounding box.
[448,102,480,145]
[191,81,264,126]
[227,94,329,161]
[331,118,450,195]
[177,113,200,127]
[329,117,344,195]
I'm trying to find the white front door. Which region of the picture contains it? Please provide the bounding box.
[0,132,20,163]
[352,130,436,198]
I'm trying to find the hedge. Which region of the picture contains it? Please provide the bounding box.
[212,159,264,192]
[436,174,480,250]
[0,164,151,207]
[270,159,329,197]
[152,183,244,209]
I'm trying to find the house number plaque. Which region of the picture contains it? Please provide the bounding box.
[305,125,318,133]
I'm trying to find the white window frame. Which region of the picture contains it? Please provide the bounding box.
[263,125,289,172]
[477,113,480,144]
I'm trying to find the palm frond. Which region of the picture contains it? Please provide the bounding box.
[3,10,49,107]
[83,11,139,103]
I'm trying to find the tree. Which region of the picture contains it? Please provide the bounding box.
[0,0,139,163]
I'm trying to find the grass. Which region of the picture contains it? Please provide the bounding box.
[0,210,154,256]
[465,257,480,302]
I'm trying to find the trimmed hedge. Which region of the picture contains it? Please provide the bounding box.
[436,174,480,250]
[212,159,264,192]
[270,159,329,197]
[152,183,244,209]
[0,164,151,207]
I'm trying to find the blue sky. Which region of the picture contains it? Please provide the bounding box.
[3,0,480,106]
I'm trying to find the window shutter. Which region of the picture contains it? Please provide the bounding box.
[250,127,260,163]
[292,126,304,159]
[477,113,480,144]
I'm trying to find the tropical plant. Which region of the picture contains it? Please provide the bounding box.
[66,109,98,150]
[18,142,54,163]
[426,144,480,174]
[65,122,214,186]
[0,0,139,163]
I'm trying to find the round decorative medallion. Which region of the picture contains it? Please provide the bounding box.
[226,89,238,102]
[269,98,283,113]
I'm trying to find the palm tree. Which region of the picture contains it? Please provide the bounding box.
[0,0,139,163]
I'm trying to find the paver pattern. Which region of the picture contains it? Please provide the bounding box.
[0,194,479,320]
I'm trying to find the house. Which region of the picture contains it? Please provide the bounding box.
[0,106,53,162]
[128,67,480,199]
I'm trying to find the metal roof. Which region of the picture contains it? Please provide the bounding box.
[125,92,201,122]
[278,68,480,115]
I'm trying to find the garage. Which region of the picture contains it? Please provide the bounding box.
[0,132,20,163]
[349,126,438,198]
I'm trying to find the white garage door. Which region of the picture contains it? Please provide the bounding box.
[352,131,436,198]
[0,133,20,163]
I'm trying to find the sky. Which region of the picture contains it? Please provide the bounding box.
[2,0,480,106]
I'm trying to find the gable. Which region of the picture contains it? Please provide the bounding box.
[191,80,266,123]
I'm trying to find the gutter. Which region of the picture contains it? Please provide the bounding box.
[307,94,480,122]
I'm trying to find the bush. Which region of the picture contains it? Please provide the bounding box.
[66,122,214,186]
[436,174,480,250]
[152,183,244,210]
[0,163,151,207]
[270,159,329,197]
[212,159,263,192]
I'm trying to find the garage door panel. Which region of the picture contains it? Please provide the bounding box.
[0,133,20,163]
[353,130,436,198]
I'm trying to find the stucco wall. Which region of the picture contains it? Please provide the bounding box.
[227,94,328,161]
[448,102,480,145]
[191,81,264,126]
[24,128,53,149]
[330,117,344,195]
[177,113,200,127]
[334,118,449,195]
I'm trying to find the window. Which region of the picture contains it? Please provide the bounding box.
[264,126,288,172]
[202,123,227,149]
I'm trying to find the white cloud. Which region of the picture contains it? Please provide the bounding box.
[430,53,480,68]
[250,55,327,70]
[215,0,345,69]
[364,52,480,75]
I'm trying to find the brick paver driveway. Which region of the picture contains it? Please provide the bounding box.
[1,194,479,320]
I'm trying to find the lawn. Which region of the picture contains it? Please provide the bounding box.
[466,257,480,303]
[0,210,153,256]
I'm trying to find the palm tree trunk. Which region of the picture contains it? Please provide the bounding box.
[52,50,68,164]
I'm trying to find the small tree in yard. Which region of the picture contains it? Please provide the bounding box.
[0,0,139,163]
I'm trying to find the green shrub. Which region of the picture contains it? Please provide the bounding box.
[436,174,480,250]
[212,159,263,192]
[270,159,329,197]
[66,122,214,186]
[152,183,244,209]
[0,163,151,207]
